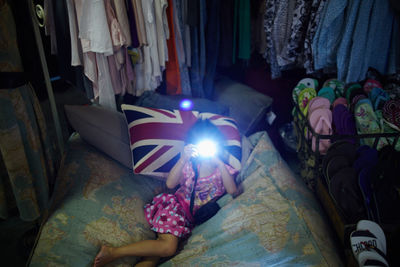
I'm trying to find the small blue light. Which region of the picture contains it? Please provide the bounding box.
[180,99,193,110]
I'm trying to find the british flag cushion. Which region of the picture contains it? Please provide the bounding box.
[121,104,241,177]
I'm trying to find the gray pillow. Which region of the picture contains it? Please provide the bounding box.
[214,77,273,136]
[64,105,132,169]
[135,91,229,116]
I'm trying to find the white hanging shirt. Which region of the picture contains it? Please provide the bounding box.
[79,0,114,56]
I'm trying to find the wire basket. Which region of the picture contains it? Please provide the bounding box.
[292,101,400,190]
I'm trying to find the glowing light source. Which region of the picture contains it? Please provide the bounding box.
[196,140,217,158]
[180,99,193,110]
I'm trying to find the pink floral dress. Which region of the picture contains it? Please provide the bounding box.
[143,162,237,238]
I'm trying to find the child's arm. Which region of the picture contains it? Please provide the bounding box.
[166,145,196,189]
[215,158,237,195]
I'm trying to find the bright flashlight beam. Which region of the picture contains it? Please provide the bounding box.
[196,140,217,158]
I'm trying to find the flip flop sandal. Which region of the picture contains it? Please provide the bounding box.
[312,118,332,154]
[323,78,336,88]
[354,100,378,130]
[361,255,389,267]
[359,168,379,221]
[325,155,350,187]
[308,97,331,118]
[318,86,336,104]
[354,100,387,148]
[292,78,319,103]
[353,146,378,174]
[352,94,367,105]
[350,88,368,106]
[333,104,348,134]
[340,111,357,143]
[323,79,345,98]
[353,94,368,106]
[375,111,399,149]
[340,111,354,136]
[369,88,389,111]
[298,87,317,116]
[356,145,372,157]
[382,99,400,131]
[325,139,355,154]
[380,119,400,150]
[335,80,346,98]
[340,117,357,144]
[322,140,358,175]
[355,98,373,111]
[357,220,387,255]
[351,230,389,267]
[309,108,332,154]
[333,97,348,109]
[351,230,381,258]
[358,247,389,267]
[330,167,366,222]
[364,79,383,94]
[375,110,385,129]
[302,93,323,137]
[351,95,368,114]
[346,83,362,104]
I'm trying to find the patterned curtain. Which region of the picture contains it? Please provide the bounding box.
[0,0,58,221]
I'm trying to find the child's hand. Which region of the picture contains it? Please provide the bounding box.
[182,144,198,162]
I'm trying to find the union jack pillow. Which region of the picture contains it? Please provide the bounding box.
[121,104,241,177]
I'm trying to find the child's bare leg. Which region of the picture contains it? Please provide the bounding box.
[94,234,178,267]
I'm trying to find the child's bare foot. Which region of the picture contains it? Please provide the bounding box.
[94,245,115,267]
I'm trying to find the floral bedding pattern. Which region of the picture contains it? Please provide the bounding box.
[30,132,342,266]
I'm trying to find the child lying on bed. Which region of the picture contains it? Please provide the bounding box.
[94,119,238,267]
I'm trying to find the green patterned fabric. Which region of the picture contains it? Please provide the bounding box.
[0,84,58,221]
[30,132,342,266]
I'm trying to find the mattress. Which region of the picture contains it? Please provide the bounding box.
[29,132,342,266]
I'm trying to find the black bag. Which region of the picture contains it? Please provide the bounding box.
[194,202,220,225]
[190,161,220,225]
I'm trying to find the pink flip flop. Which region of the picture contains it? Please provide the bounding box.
[307,97,331,118]
[309,108,332,154]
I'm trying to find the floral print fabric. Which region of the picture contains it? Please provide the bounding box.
[262,0,329,77]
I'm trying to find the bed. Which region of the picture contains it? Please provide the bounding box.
[29,130,342,266]
[29,77,342,266]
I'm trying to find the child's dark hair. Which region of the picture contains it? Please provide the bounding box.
[185,119,226,147]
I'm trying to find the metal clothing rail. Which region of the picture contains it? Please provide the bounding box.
[27,0,64,156]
